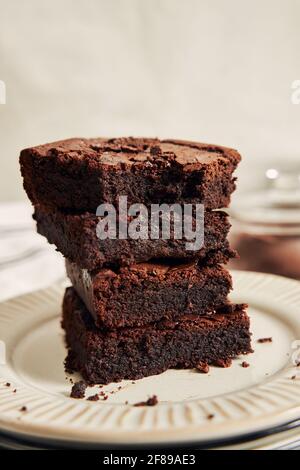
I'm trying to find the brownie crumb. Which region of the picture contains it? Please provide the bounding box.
[134,395,158,407]
[125,400,129,405]
[214,358,232,368]
[13,389,17,393]
[207,414,214,420]
[257,337,272,343]
[5,383,11,387]
[291,375,297,380]
[196,362,210,374]
[98,390,109,400]
[87,394,100,401]
[241,361,250,368]
[70,380,87,399]
[20,406,27,412]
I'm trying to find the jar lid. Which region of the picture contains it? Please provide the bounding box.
[230,163,300,233]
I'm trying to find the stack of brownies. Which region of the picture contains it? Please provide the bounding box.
[20,137,251,384]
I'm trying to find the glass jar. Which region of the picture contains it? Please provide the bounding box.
[229,162,300,280]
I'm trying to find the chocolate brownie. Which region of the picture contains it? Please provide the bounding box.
[34,205,235,270]
[20,137,241,211]
[66,260,232,328]
[62,287,251,384]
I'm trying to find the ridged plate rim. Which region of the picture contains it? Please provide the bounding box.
[0,270,300,446]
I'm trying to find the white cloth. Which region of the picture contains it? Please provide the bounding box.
[0,201,65,302]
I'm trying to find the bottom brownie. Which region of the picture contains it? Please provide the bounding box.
[62,287,252,385]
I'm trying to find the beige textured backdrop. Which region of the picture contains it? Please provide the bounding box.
[0,0,299,201]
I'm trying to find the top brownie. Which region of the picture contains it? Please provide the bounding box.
[20,137,241,211]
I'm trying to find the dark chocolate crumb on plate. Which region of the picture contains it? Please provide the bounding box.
[291,375,297,380]
[13,389,17,393]
[98,391,109,400]
[70,380,87,399]
[20,406,27,412]
[5,383,11,387]
[214,358,232,368]
[196,362,210,374]
[134,395,158,407]
[257,337,272,343]
[87,394,100,401]
[241,361,250,368]
[207,414,214,420]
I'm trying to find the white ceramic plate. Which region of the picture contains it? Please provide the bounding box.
[0,271,300,448]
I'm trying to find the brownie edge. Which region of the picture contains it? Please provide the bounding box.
[62,287,252,385]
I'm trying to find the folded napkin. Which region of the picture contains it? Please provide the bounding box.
[0,201,65,302]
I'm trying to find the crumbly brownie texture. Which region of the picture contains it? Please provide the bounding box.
[20,137,241,211]
[66,260,233,329]
[62,287,251,385]
[34,205,235,270]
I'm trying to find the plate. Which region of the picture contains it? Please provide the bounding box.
[0,271,300,448]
